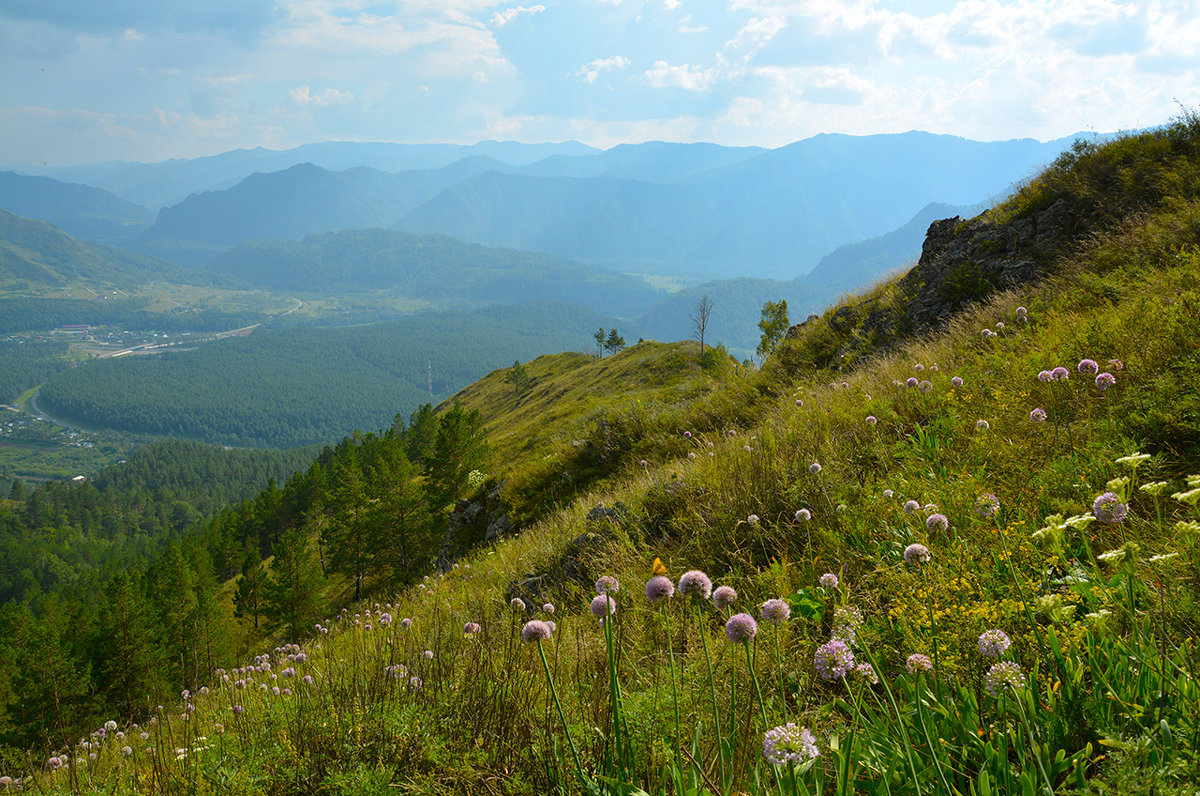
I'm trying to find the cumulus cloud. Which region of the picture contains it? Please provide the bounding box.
[289,85,355,107]
[491,5,546,26]
[721,16,786,63]
[576,55,631,83]
[644,60,718,91]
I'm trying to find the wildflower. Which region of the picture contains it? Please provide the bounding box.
[853,663,879,684]
[904,543,931,566]
[595,575,621,594]
[725,613,758,643]
[423,650,434,659]
[814,639,856,681]
[104,720,117,731]
[121,746,132,757]
[975,493,1000,518]
[688,452,696,460]
[975,419,989,430]
[1064,513,1096,530]
[1140,481,1170,496]
[1078,359,1099,374]
[763,724,820,766]
[408,677,423,691]
[951,376,963,387]
[463,622,481,636]
[747,514,759,524]
[743,444,752,452]
[904,500,920,514]
[1108,358,1124,371]
[543,602,555,614]
[832,605,863,644]
[1037,370,1053,382]
[995,321,1005,330]
[1107,476,1130,495]
[1092,492,1128,524]
[794,508,811,521]
[906,377,919,388]
[809,462,821,474]
[883,489,894,498]
[981,328,993,338]
[1095,372,1116,390]
[713,585,738,610]
[986,661,1026,696]
[1016,306,1027,316]
[866,415,878,426]
[836,503,847,513]
[590,594,616,621]
[1030,407,1047,422]
[401,618,412,629]
[1148,552,1180,564]
[919,380,932,393]
[1172,487,1200,506]
[760,598,791,625]
[906,653,933,675]
[683,430,692,438]
[819,573,839,589]
[914,363,925,372]
[232,705,244,715]
[521,620,553,643]
[646,575,675,602]
[640,459,648,467]
[1116,451,1152,470]
[679,570,713,600]
[977,629,1012,659]
[926,513,948,532]
[1097,543,1140,566]
[303,675,313,684]
[795,398,804,406]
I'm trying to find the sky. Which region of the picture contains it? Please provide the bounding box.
[2,0,1198,165]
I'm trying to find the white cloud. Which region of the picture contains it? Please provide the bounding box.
[490,5,546,27]
[644,60,717,91]
[721,16,785,64]
[575,55,631,83]
[289,84,355,106]
[678,13,706,33]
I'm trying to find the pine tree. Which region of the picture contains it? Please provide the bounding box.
[263,528,326,643]
[94,571,166,721]
[233,548,267,630]
[423,404,488,512]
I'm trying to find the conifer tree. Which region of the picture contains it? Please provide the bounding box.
[263,528,326,643]
[94,571,165,720]
[233,548,267,630]
[423,404,488,512]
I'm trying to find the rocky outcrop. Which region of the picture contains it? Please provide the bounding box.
[504,502,629,604]
[436,481,512,571]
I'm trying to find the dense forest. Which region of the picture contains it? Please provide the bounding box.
[0,298,268,336]
[36,302,637,447]
[0,404,488,764]
[0,341,72,403]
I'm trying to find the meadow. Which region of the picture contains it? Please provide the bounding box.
[5,118,1200,795]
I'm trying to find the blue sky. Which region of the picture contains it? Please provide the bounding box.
[2,0,1198,165]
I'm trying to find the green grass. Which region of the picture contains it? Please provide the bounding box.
[12,118,1200,795]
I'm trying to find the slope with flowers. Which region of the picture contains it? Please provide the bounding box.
[8,116,1200,794]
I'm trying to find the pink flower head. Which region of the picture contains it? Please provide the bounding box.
[866,415,878,426]
[590,594,616,621]
[645,575,675,602]
[521,620,553,643]
[678,570,713,600]
[1095,372,1116,390]
[951,376,963,387]
[712,585,738,610]
[724,613,758,643]
[1051,367,1070,381]
[1078,359,1099,374]
[760,598,791,625]
[1030,407,1047,422]
[819,573,839,589]
[904,543,931,566]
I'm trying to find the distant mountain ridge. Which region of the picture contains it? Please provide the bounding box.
[0,171,153,243]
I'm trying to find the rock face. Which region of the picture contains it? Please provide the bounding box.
[436,481,512,571]
[781,197,1081,367]
[504,502,629,605]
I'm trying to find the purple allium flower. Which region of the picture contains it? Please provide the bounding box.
[646,575,675,602]
[1078,359,1099,374]
[232,705,244,715]
[976,419,990,430]
[926,513,949,532]
[678,570,713,600]
[808,462,822,475]
[463,622,481,636]
[423,650,434,659]
[747,514,759,524]
[1108,358,1124,371]
[976,493,1000,518]
[919,380,932,393]
[906,653,933,675]
[995,322,1005,330]
[904,500,920,515]
[760,598,791,625]
[725,613,758,643]
[281,667,295,678]
[295,652,307,663]
[814,638,856,681]
[46,756,63,770]
[1016,306,1027,316]
[688,452,696,461]
[794,508,811,521]
[595,575,621,595]
[400,618,412,629]
[795,398,804,406]
[640,459,648,467]
[951,376,964,387]
[1095,372,1116,390]
[853,662,879,684]
[1093,492,1128,524]
[906,377,919,388]
[683,430,692,438]
[981,328,992,338]
[543,603,555,614]
[521,620,553,643]
[985,661,1026,696]
[904,543,931,566]
[409,677,423,691]
[713,585,738,610]
[914,363,924,372]
[303,675,313,684]
[832,605,864,644]
[1037,370,1053,382]
[511,598,526,612]
[763,724,820,766]
[1030,407,1047,422]
[866,415,878,426]
[1051,366,1070,381]
[819,573,839,589]
[978,629,1012,659]
[590,594,616,621]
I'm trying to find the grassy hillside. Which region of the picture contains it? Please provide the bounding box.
[10,118,1200,794]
